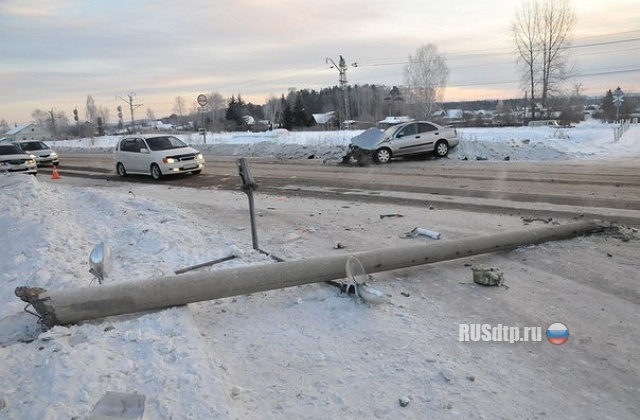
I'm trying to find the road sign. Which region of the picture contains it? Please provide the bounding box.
[613,87,624,108]
[197,94,208,107]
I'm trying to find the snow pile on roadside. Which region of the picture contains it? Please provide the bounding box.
[0,174,252,418]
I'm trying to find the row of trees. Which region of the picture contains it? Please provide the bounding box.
[1,88,635,138]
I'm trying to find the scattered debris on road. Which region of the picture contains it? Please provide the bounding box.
[380,213,406,219]
[400,227,441,240]
[472,265,505,287]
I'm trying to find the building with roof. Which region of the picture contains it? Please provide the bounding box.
[2,123,51,142]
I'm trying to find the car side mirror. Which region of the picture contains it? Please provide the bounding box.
[89,242,112,284]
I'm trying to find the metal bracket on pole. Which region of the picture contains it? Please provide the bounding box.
[238,158,259,250]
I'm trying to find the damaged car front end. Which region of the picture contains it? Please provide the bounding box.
[346,121,459,165]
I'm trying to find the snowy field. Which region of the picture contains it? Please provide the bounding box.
[1,120,639,419]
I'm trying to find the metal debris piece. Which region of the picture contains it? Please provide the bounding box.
[174,255,237,275]
[400,227,441,240]
[380,213,405,219]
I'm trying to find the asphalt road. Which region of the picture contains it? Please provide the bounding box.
[40,153,640,225]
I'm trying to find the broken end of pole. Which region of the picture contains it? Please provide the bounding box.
[15,286,59,329]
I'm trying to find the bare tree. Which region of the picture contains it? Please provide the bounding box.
[208,92,226,124]
[403,44,449,119]
[0,118,9,134]
[539,0,574,105]
[263,95,282,126]
[513,0,574,117]
[513,0,540,119]
[98,106,110,126]
[31,109,69,136]
[173,96,186,126]
[86,95,98,123]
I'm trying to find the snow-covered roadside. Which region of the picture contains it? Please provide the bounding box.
[1,173,640,419]
[48,119,640,162]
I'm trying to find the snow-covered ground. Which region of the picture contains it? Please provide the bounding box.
[51,119,640,162]
[1,120,639,419]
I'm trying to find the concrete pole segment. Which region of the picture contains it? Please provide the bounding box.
[17,220,601,328]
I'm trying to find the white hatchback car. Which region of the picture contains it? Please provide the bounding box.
[114,135,205,180]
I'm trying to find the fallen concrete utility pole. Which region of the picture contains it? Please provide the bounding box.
[16,220,603,328]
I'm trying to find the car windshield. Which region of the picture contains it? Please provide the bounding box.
[382,125,403,138]
[145,136,187,151]
[19,141,48,151]
[0,144,24,155]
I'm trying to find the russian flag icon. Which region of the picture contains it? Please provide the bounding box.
[546,323,569,345]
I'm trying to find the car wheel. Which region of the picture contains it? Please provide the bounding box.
[435,140,449,157]
[150,163,162,180]
[374,148,392,164]
[116,162,127,177]
[191,170,202,175]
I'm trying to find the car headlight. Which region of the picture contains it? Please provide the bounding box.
[51,152,58,158]
[162,157,176,163]
[196,153,203,160]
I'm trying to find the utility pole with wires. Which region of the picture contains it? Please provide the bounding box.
[326,55,357,129]
[116,92,143,128]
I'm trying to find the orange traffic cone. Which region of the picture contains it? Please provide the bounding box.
[51,165,60,179]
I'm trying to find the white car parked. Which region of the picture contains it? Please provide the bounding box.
[13,140,59,166]
[114,135,205,180]
[0,143,38,175]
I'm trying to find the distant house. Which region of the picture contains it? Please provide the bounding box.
[583,104,601,119]
[3,123,51,142]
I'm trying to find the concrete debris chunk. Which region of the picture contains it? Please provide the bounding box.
[472,265,504,287]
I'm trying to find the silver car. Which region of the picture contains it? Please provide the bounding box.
[348,121,459,164]
[0,143,38,175]
[114,135,205,180]
[13,140,59,166]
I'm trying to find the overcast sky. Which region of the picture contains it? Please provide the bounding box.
[1,0,639,125]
